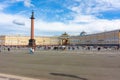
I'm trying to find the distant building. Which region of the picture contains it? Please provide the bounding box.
[79,29,120,47]
[0,29,120,47]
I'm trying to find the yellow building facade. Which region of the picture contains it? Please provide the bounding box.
[79,30,120,47]
[0,30,120,47]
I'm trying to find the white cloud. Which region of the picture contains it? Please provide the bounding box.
[0,0,33,13]
[0,4,8,11]
[24,0,33,7]
[34,16,120,35]
[71,15,96,23]
[9,0,33,7]
[0,0,120,36]
[65,0,120,14]
[47,0,120,35]
[0,1,11,11]
[0,12,30,35]
[84,19,120,33]
[0,12,119,36]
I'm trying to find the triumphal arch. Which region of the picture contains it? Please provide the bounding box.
[59,32,70,45]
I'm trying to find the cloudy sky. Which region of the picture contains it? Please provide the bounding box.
[0,0,120,36]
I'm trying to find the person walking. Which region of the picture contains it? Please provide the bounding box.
[29,48,34,54]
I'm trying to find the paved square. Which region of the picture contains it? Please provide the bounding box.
[0,49,120,80]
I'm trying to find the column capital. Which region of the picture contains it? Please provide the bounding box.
[30,11,35,19]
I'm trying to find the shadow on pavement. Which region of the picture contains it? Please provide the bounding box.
[50,73,88,80]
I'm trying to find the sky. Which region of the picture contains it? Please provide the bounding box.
[0,0,120,36]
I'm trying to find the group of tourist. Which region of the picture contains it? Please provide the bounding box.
[0,47,11,52]
[0,45,119,54]
[36,45,120,51]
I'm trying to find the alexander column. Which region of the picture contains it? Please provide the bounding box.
[28,11,36,48]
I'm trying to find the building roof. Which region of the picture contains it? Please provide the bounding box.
[59,32,69,38]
